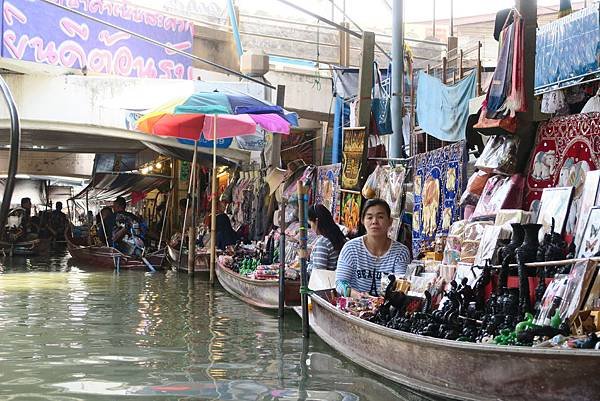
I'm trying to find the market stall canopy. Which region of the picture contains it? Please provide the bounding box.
[0,119,250,163]
[71,172,169,201]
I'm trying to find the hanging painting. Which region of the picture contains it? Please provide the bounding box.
[315,163,342,223]
[340,190,362,234]
[412,141,466,256]
[536,186,574,242]
[341,127,369,191]
[577,207,600,258]
[573,170,600,242]
[525,113,600,241]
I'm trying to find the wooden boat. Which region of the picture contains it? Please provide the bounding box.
[0,237,50,256]
[166,244,209,273]
[65,227,164,270]
[307,291,600,401]
[216,261,301,309]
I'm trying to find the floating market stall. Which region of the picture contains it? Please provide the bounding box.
[298,5,600,400]
[67,172,169,271]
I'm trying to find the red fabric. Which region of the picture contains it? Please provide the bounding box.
[131,191,147,205]
[525,113,600,209]
[152,114,206,140]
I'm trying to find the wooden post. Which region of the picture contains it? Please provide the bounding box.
[477,41,482,96]
[270,85,285,168]
[357,31,375,131]
[188,225,195,274]
[297,181,310,338]
[339,21,350,66]
[442,56,447,84]
[278,199,287,318]
[459,49,464,79]
[426,64,431,75]
[515,0,537,172]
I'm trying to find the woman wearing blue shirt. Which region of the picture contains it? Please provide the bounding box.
[336,198,410,298]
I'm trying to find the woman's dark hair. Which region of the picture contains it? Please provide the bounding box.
[216,213,239,249]
[361,198,392,221]
[308,204,346,252]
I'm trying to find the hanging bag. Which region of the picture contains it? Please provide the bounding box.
[371,62,393,135]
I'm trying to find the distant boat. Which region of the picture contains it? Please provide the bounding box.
[166,242,209,273]
[65,226,164,271]
[306,291,600,401]
[216,261,300,310]
[0,237,50,257]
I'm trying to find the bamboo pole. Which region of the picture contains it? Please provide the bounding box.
[297,181,310,338]
[278,198,287,318]
[209,116,218,285]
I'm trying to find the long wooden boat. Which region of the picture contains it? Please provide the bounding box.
[0,237,50,256]
[66,228,164,270]
[307,292,600,401]
[166,244,209,273]
[216,261,301,309]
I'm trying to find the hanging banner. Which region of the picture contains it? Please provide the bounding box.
[341,127,368,191]
[1,0,194,79]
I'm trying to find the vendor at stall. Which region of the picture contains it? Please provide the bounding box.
[307,204,346,275]
[335,198,410,298]
[216,213,239,250]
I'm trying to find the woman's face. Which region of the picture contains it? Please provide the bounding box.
[308,218,318,234]
[362,204,392,237]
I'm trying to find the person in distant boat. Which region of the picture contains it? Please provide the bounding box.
[47,201,68,241]
[96,207,115,246]
[306,204,346,275]
[335,198,410,298]
[112,196,145,256]
[6,198,38,241]
[216,213,239,250]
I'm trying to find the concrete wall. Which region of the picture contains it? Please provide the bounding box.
[0,151,94,178]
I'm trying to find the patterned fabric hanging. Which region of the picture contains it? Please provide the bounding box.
[314,164,342,223]
[525,113,600,241]
[412,141,467,256]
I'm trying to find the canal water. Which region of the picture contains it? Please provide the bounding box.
[0,251,438,401]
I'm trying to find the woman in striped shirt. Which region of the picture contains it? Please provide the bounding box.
[306,204,346,275]
[336,198,410,298]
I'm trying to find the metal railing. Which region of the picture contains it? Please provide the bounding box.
[0,75,21,232]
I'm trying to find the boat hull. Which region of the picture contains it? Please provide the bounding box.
[166,245,209,273]
[66,231,164,270]
[308,293,600,401]
[0,238,50,256]
[216,262,300,309]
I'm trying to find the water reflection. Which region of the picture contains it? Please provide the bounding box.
[0,252,435,400]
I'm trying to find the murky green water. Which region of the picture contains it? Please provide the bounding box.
[0,251,436,401]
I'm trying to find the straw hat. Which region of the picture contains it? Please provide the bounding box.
[265,167,289,196]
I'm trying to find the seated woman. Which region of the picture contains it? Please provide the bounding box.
[216,213,240,250]
[335,198,410,298]
[307,204,346,275]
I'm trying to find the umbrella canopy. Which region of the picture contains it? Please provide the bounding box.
[135,91,298,141]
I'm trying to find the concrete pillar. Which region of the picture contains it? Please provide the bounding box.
[390,0,405,158]
[357,32,375,130]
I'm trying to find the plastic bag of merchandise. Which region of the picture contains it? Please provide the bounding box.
[475,135,520,175]
[460,170,491,207]
[362,165,382,199]
[442,220,468,265]
[460,221,494,264]
[381,165,407,217]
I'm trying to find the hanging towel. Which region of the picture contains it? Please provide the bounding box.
[416,71,477,142]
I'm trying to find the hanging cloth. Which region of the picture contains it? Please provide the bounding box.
[416,71,477,142]
[499,13,526,116]
[486,18,515,117]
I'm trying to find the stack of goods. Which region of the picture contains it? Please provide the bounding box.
[253,265,279,280]
[364,259,600,349]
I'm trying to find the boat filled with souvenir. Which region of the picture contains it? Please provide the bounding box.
[166,228,210,273]
[216,242,301,309]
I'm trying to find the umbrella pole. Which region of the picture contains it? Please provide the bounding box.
[188,141,198,276]
[210,115,218,285]
[179,142,197,269]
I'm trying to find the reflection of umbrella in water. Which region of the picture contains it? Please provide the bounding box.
[136,91,298,281]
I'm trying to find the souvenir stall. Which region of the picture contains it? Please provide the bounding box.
[310,3,600,359]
